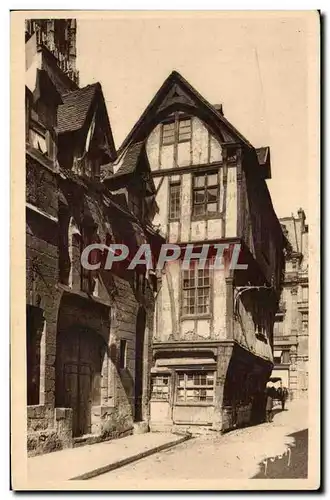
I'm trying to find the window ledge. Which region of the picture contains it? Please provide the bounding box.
[174,402,214,407]
[180,314,212,321]
[191,213,223,222]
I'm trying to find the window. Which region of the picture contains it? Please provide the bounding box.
[30,128,47,154]
[273,317,284,337]
[282,350,290,364]
[133,271,146,295]
[119,339,127,369]
[162,122,176,145]
[151,375,170,401]
[301,312,309,331]
[176,372,215,403]
[161,118,192,146]
[81,225,99,294]
[178,119,191,143]
[182,260,211,316]
[302,286,309,302]
[193,172,219,217]
[255,324,264,336]
[169,181,181,220]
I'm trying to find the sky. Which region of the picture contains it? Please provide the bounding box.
[76,12,315,220]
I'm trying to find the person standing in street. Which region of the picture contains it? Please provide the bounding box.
[266,391,274,422]
[281,387,289,410]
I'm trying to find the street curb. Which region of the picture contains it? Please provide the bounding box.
[70,434,192,480]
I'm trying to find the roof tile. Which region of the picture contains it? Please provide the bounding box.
[112,142,144,178]
[56,83,99,134]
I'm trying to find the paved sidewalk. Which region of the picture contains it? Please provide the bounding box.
[27,432,190,483]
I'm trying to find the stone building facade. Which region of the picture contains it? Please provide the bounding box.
[25,20,163,456]
[271,210,309,399]
[110,72,286,433]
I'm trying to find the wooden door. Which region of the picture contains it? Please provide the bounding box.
[56,328,104,437]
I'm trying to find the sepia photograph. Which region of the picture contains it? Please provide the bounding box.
[11,10,320,490]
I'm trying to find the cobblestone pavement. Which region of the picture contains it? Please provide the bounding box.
[91,400,308,484]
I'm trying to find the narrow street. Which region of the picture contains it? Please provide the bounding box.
[91,400,308,484]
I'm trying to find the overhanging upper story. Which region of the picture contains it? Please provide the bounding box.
[104,71,285,293]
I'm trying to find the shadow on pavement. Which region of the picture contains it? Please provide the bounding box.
[253,428,308,479]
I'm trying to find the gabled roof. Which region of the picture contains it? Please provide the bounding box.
[56,82,117,162]
[104,141,156,195]
[112,142,144,178]
[117,70,253,156]
[57,83,99,134]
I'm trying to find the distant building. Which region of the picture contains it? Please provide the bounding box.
[271,210,309,399]
[111,71,286,433]
[25,19,163,456]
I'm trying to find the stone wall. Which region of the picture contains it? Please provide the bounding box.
[26,158,156,456]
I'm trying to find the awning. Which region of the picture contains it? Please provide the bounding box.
[274,350,282,357]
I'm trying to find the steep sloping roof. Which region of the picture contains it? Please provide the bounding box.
[117,71,253,156]
[112,142,144,178]
[57,83,99,134]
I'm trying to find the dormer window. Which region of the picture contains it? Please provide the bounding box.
[161,117,192,146]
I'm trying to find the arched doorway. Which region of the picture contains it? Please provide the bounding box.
[134,307,146,422]
[55,326,106,437]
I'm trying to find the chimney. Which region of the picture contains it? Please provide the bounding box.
[213,104,224,116]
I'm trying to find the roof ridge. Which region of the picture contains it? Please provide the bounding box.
[116,70,253,156]
[61,82,100,99]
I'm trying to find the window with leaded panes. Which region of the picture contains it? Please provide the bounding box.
[151,375,170,401]
[162,122,176,145]
[169,181,181,220]
[192,172,219,216]
[302,286,309,302]
[178,119,191,143]
[176,371,215,403]
[161,118,192,146]
[182,260,211,316]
